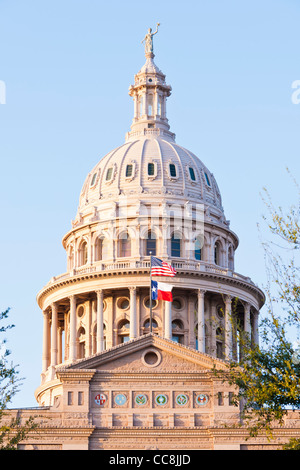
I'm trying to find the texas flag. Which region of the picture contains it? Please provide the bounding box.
[151,280,173,302]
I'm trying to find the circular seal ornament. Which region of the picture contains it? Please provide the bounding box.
[135,394,147,406]
[94,393,107,406]
[196,393,209,406]
[155,394,168,406]
[176,394,188,406]
[115,393,127,406]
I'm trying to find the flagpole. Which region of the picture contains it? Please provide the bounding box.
[149,252,153,333]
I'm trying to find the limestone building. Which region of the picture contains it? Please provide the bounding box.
[7,31,300,450]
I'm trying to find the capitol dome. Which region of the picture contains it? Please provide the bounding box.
[77,135,224,224]
[35,37,264,408]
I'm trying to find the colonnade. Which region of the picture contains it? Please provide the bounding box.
[42,287,260,381]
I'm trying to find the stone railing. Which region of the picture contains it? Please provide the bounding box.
[48,259,254,286]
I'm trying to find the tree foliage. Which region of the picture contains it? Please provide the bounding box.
[0,308,36,450]
[217,172,300,445]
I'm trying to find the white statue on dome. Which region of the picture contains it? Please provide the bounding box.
[141,23,160,54]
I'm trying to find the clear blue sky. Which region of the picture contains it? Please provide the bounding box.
[0,0,299,408]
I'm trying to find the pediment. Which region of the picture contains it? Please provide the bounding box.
[59,334,228,375]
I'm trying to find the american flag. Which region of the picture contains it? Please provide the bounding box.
[150,256,176,277]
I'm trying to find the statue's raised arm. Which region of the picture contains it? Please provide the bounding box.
[141,23,160,55]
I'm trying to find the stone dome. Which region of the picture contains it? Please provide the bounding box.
[75,51,228,229]
[77,134,225,225]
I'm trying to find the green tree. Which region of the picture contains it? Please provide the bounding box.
[0,308,36,450]
[217,173,300,446]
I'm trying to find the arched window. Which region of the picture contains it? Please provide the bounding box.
[171,233,181,258]
[118,319,130,344]
[78,327,85,359]
[216,327,224,359]
[214,241,221,266]
[138,95,144,117]
[172,320,184,344]
[119,233,131,258]
[95,238,102,262]
[143,318,158,331]
[146,231,156,256]
[228,245,234,270]
[195,237,202,261]
[148,94,153,116]
[68,246,74,270]
[79,241,88,266]
[157,96,162,115]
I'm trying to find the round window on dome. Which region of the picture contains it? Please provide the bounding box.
[117,297,130,310]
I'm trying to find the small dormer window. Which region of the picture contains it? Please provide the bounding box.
[189,167,196,181]
[169,164,177,178]
[126,164,133,177]
[204,172,211,186]
[106,167,113,181]
[90,172,97,186]
[148,162,155,176]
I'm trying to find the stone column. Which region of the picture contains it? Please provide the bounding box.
[58,326,63,365]
[225,295,232,360]
[244,303,251,337]
[86,299,92,356]
[130,287,137,340]
[253,310,259,347]
[165,301,172,340]
[69,295,77,361]
[50,302,58,368]
[197,289,206,353]
[96,290,104,353]
[42,311,50,373]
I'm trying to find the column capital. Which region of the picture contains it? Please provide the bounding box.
[96,289,103,297]
[197,289,206,298]
[129,286,137,292]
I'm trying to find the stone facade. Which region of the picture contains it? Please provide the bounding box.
[5,34,300,450]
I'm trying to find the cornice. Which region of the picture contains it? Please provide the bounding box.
[36,267,265,308]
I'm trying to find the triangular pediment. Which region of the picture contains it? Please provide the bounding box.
[57,334,228,375]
